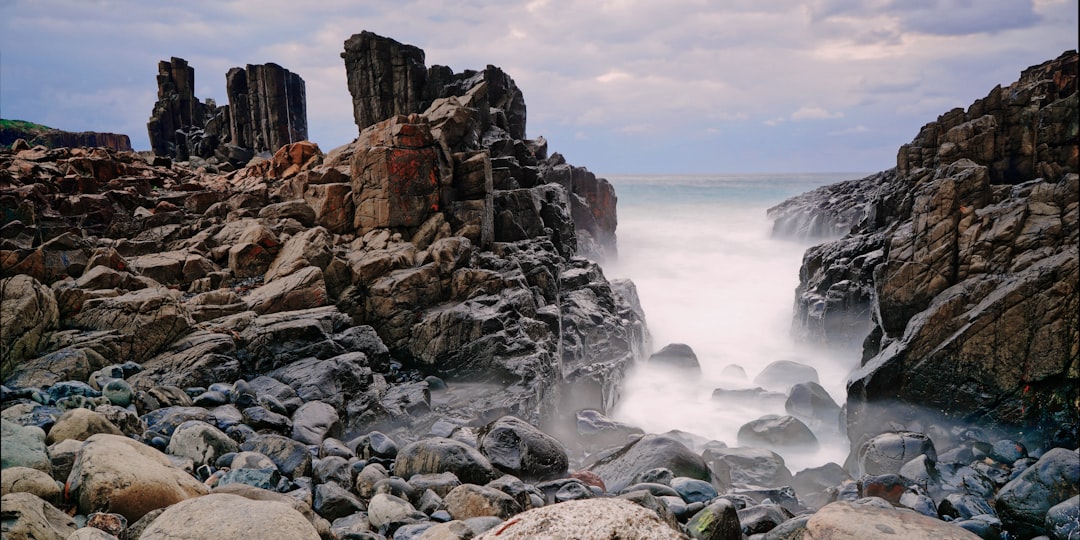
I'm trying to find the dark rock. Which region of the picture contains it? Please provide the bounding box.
[477,415,568,481]
[857,431,936,476]
[586,433,714,494]
[240,433,312,479]
[792,462,851,510]
[313,482,366,522]
[670,477,718,504]
[702,446,792,489]
[341,31,428,132]
[784,381,842,427]
[738,503,794,536]
[996,448,1080,538]
[1046,495,1079,540]
[737,414,819,451]
[752,360,819,391]
[685,499,741,540]
[647,343,701,372]
[394,437,497,486]
[226,63,308,154]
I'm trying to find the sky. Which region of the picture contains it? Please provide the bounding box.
[1,0,1077,174]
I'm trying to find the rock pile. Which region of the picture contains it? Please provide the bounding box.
[772,51,1078,452]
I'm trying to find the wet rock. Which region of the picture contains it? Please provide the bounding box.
[685,498,741,540]
[313,481,366,522]
[995,448,1080,539]
[477,415,568,481]
[239,433,313,479]
[857,431,936,476]
[586,433,713,493]
[394,438,498,486]
[1046,495,1079,540]
[784,381,841,427]
[670,477,718,504]
[703,446,792,489]
[737,414,819,451]
[291,400,340,445]
[367,492,422,530]
[647,343,701,372]
[166,420,239,467]
[753,360,819,391]
[738,503,794,536]
[793,462,851,510]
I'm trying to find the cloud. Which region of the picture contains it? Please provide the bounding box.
[1,0,1076,173]
[791,106,844,121]
[828,125,870,135]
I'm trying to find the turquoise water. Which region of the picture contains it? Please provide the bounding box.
[603,172,866,471]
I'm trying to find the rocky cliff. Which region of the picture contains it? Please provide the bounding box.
[774,50,1078,451]
[147,57,308,168]
[1,120,132,152]
[2,31,641,449]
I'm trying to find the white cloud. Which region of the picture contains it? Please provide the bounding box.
[791,106,844,121]
[0,0,1076,173]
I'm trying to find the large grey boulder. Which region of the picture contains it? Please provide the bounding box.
[138,492,320,540]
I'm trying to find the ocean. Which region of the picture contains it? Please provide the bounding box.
[603,173,868,472]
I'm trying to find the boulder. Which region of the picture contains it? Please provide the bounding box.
[995,448,1080,539]
[0,466,63,507]
[243,265,327,315]
[443,483,521,520]
[752,360,819,391]
[474,497,684,539]
[804,500,982,540]
[477,416,568,481]
[71,287,192,363]
[702,446,793,489]
[67,433,209,522]
[857,431,936,476]
[290,400,340,445]
[394,438,498,486]
[45,407,123,444]
[0,492,78,540]
[137,492,320,540]
[0,274,58,378]
[1,419,51,474]
[239,434,312,479]
[647,343,701,372]
[586,434,713,494]
[736,415,819,451]
[166,420,239,467]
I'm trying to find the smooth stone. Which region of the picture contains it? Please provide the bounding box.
[138,492,320,539]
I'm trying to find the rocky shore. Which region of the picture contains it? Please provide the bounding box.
[2,33,1078,540]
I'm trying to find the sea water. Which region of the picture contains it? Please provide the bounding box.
[603,173,867,472]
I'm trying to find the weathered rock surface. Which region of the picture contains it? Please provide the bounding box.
[473,497,685,540]
[226,63,308,155]
[138,492,321,540]
[1,122,132,152]
[0,492,78,540]
[773,50,1079,449]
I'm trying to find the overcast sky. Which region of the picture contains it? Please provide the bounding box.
[1,0,1076,174]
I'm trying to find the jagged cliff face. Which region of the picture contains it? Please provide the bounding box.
[1,31,640,443]
[0,125,132,153]
[147,58,308,166]
[776,51,1078,449]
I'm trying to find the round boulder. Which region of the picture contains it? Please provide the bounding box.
[478,415,568,481]
[753,359,819,391]
[46,407,123,445]
[995,447,1079,539]
[444,483,522,520]
[67,433,209,522]
[586,433,713,493]
[394,437,497,486]
[166,420,240,467]
[806,500,982,539]
[138,492,320,539]
[737,414,819,451]
[857,431,936,476]
[0,466,63,506]
[474,497,684,539]
[647,343,701,372]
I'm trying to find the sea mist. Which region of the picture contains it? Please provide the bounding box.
[604,173,865,472]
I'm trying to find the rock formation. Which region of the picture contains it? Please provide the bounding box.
[773,50,1078,450]
[226,63,308,154]
[1,121,131,152]
[146,57,307,168]
[341,31,615,261]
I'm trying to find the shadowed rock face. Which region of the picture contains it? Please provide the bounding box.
[771,50,1079,450]
[146,57,308,164]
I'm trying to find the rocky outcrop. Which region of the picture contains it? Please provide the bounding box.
[146,57,308,168]
[341,30,615,261]
[1,121,132,152]
[773,51,1079,450]
[226,63,308,154]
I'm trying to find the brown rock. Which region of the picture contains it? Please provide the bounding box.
[0,274,58,379]
[805,501,981,540]
[46,408,123,445]
[67,433,209,522]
